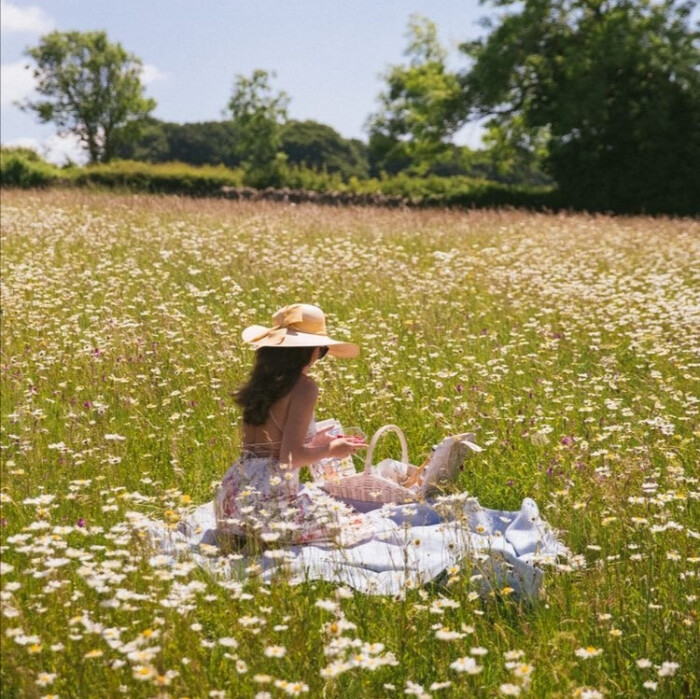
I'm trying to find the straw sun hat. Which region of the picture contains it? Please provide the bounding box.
[242,304,359,359]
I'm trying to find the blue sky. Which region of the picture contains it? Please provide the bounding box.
[1,0,491,163]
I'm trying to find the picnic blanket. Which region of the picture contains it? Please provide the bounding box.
[137,489,570,599]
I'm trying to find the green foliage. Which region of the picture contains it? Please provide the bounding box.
[367,15,466,175]
[281,120,369,180]
[278,164,348,192]
[69,160,244,195]
[114,118,242,168]
[481,116,552,186]
[0,146,62,188]
[0,149,554,210]
[461,0,700,215]
[227,69,290,187]
[23,30,156,164]
[347,171,555,209]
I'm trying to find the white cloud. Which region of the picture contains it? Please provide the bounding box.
[140,63,166,85]
[3,132,87,165]
[1,1,54,35]
[1,60,36,106]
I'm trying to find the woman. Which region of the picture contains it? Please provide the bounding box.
[214,303,368,545]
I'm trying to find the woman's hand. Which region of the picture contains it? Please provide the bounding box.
[306,424,335,448]
[328,437,367,459]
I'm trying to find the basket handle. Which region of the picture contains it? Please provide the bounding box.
[364,424,409,475]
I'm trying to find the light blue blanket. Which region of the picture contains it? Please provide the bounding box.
[140,492,570,599]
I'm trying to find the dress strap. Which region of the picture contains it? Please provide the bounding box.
[269,409,284,432]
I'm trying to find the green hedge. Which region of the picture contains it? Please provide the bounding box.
[346,172,555,209]
[1,152,556,211]
[0,147,62,188]
[68,160,245,195]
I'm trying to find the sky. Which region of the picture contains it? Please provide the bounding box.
[1,0,492,164]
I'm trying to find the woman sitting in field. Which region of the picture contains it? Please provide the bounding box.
[214,303,368,545]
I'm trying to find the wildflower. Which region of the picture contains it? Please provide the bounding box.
[404,680,430,698]
[500,684,521,696]
[435,627,465,641]
[274,679,309,695]
[636,658,653,669]
[575,646,602,659]
[429,681,451,690]
[36,673,56,687]
[314,599,338,612]
[218,637,238,648]
[512,663,533,679]
[132,665,155,681]
[470,646,488,656]
[320,660,352,678]
[449,656,482,674]
[658,661,679,677]
[264,645,286,658]
[643,681,658,690]
[84,649,103,659]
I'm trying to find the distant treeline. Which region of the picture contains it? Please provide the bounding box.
[112,117,551,188]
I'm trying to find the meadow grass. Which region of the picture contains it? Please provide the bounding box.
[1,190,698,698]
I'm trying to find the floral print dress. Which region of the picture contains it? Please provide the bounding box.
[214,419,371,546]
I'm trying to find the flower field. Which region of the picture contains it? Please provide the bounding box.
[1,190,698,698]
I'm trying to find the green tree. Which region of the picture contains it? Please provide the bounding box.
[481,117,552,186]
[281,120,369,179]
[460,0,700,214]
[22,31,156,164]
[367,15,465,175]
[227,69,290,187]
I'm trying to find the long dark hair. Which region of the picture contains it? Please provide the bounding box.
[235,346,316,425]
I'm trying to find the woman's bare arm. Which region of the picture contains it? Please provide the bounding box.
[279,377,362,468]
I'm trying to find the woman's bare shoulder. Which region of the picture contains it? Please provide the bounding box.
[290,374,318,401]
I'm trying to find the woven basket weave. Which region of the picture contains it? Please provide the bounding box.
[320,424,419,505]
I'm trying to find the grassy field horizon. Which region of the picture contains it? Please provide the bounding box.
[1,190,698,698]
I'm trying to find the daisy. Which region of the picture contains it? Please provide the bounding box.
[450,656,482,674]
[575,646,602,659]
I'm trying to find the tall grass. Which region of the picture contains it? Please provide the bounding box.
[1,190,698,698]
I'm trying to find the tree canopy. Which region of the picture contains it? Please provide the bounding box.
[227,69,290,187]
[366,15,465,175]
[460,0,700,214]
[281,120,369,179]
[23,30,155,164]
[114,119,241,167]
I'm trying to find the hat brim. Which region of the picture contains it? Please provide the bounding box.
[241,326,359,359]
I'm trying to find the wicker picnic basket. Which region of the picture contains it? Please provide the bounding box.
[320,424,420,505]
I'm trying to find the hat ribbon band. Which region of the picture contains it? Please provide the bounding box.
[248,323,328,345]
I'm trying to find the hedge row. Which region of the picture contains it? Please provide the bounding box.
[69,160,244,195]
[1,149,555,211]
[0,147,62,188]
